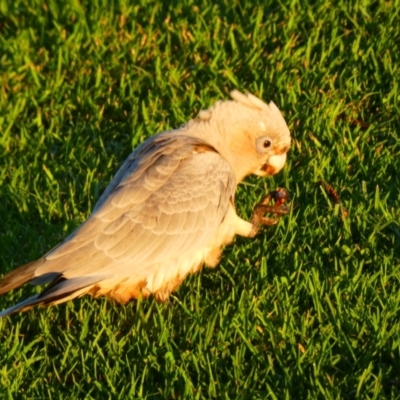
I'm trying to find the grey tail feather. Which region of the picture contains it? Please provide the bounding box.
[0,275,105,317]
[0,294,40,317]
[30,272,62,286]
[0,260,43,295]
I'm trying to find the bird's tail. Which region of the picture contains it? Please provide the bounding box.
[0,263,104,317]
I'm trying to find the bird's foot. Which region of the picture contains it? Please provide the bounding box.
[250,188,290,234]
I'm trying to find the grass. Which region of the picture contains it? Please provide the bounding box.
[0,0,399,398]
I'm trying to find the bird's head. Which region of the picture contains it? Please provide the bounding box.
[195,90,291,183]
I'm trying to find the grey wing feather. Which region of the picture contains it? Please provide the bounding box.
[34,134,235,281]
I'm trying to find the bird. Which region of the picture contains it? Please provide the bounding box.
[0,90,291,317]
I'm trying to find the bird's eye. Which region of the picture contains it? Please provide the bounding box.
[263,139,272,148]
[256,136,273,154]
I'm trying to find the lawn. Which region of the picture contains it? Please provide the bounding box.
[0,0,399,398]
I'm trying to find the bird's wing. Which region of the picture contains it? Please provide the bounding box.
[23,134,235,290]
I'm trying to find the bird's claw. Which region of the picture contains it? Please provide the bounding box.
[251,188,290,229]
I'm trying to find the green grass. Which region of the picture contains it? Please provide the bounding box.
[0,0,400,398]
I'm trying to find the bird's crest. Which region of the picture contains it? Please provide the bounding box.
[197,90,286,129]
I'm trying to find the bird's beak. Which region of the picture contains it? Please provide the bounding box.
[261,153,287,175]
